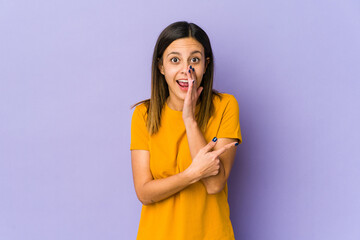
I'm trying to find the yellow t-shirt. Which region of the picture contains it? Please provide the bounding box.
[130,93,242,240]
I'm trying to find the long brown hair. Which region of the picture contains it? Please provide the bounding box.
[132,21,220,135]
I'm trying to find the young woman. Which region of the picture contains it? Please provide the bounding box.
[130,21,242,240]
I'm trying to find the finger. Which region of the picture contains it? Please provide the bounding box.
[212,141,238,157]
[201,137,218,153]
[186,66,193,94]
[184,67,193,99]
[187,65,193,81]
[192,78,196,96]
[189,66,197,95]
[189,64,194,80]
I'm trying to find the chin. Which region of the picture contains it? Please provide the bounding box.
[171,91,186,101]
[177,94,187,101]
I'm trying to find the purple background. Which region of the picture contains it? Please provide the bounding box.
[1,0,359,239]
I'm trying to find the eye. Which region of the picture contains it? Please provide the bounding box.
[191,57,200,63]
[170,57,179,63]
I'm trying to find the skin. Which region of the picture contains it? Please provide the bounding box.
[131,37,239,205]
[158,37,209,111]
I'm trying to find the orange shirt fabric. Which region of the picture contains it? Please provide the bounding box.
[130,93,242,240]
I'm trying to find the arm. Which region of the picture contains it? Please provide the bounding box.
[131,140,233,205]
[185,119,238,194]
[182,65,238,194]
[131,150,197,205]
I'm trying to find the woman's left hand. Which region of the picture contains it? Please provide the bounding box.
[182,65,203,122]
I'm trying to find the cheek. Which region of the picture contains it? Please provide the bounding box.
[163,65,178,78]
[194,62,205,72]
[195,66,205,79]
[195,73,204,88]
[163,67,179,87]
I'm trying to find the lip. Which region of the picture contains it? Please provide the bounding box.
[176,79,189,91]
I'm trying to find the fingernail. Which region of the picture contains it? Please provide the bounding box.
[192,80,195,84]
[188,70,191,73]
[235,142,239,146]
[212,137,217,142]
[192,68,195,72]
[190,65,192,69]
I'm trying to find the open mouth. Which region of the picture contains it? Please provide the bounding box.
[176,80,189,89]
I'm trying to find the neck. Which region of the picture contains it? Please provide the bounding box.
[166,97,184,111]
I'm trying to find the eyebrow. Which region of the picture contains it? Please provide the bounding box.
[167,50,203,57]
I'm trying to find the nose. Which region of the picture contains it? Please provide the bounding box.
[181,63,190,74]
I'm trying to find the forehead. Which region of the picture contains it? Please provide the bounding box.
[164,37,204,55]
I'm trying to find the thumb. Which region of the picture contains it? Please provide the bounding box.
[201,137,218,153]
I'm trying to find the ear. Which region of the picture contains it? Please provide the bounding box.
[205,57,210,72]
[158,58,165,75]
[203,57,210,75]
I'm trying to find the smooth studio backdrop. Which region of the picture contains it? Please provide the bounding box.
[1,0,359,239]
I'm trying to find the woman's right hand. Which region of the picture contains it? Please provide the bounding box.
[186,138,238,182]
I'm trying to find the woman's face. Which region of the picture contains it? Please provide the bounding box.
[158,37,210,105]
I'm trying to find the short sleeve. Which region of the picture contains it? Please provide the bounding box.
[217,94,242,144]
[130,104,150,150]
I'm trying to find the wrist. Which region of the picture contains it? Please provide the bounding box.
[183,117,198,129]
[183,166,201,184]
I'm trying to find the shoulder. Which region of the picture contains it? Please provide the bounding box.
[132,101,149,122]
[213,92,238,108]
[134,102,148,113]
[133,100,149,114]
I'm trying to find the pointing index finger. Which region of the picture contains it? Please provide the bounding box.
[212,141,238,157]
